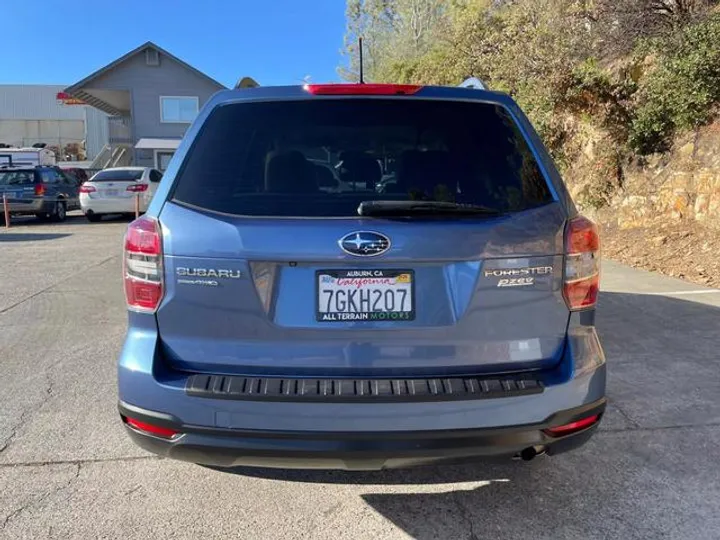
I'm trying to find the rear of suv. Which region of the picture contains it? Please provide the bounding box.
[0,166,80,222]
[118,84,606,470]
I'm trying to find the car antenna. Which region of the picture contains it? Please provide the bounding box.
[358,37,364,84]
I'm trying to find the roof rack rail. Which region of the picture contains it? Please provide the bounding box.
[459,77,487,90]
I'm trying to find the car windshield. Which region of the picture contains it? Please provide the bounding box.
[171,99,552,217]
[0,170,35,186]
[92,169,143,182]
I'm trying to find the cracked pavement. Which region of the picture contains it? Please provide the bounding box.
[1,214,719,539]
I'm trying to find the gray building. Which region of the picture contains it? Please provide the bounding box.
[65,42,229,170]
[0,84,109,160]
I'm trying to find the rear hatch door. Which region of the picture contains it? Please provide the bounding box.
[88,169,144,200]
[156,97,569,377]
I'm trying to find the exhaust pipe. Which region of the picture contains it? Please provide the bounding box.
[515,446,546,461]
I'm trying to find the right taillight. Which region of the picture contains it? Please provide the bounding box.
[124,216,163,312]
[563,216,600,310]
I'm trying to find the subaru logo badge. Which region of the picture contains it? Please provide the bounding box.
[339,231,391,257]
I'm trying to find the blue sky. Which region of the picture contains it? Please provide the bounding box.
[1,0,347,87]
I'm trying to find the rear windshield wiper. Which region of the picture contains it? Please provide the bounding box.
[357,200,502,217]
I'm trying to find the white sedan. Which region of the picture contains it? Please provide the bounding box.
[79,167,162,222]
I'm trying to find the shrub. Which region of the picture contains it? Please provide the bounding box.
[629,14,720,154]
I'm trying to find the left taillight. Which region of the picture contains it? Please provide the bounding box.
[563,216,600,310]
[124,216,163,312]
[79,183,96,193]
[34,183,46,196]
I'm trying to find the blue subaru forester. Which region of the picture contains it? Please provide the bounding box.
[118,83,606,470]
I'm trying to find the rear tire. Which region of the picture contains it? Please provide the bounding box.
[51,201,67,222]
[86,213,102,223]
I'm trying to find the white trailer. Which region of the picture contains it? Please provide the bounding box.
[0,147,56,167]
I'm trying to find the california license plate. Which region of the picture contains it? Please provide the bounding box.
[316,269,415,322]
[104,189,119,197]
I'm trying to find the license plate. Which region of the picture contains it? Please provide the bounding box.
[316,269,415,322]
[104,189,119,197]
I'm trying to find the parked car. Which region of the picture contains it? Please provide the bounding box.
[118,83,605,470]
[79,167,162,222]
[61,167,90,186]
[0,165,80,222]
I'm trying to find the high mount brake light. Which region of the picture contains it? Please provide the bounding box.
[304,83,422,96]
[123,216,163,312]
[563,216,600,310]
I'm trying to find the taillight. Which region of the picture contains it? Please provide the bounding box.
[543,414,601,437]
[124,216,163,312]
[304,83,422,95]
[34,183,46,196]
[126,183,149,193]
[563,216,600,310]
[79,183,96,193]
[124,417,179,439]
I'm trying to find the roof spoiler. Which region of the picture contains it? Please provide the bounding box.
[458,77,487,90]
[235,76,260,89]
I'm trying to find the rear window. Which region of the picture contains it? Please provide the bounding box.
[0,170,36,186]
[172,99,552,217]
[92,169,143,182]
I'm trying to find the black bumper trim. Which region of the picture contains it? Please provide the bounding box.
[118,399,605,470]
[184,373,543,403]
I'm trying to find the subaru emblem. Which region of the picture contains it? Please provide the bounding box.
[339,231,391,257]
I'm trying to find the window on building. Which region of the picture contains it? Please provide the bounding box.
[160,97,199,123]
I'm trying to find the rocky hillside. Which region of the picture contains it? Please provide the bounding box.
[571,119,720,287]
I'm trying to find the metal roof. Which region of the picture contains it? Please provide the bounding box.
[135,138,182,150]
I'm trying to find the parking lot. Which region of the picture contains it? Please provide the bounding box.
[1,213,719,539]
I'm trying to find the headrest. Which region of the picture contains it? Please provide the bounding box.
[265,151,317,193]
[396,150,452,197]
[336,151,381,190]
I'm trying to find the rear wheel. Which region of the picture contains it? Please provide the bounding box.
[86,213,102,223]
[51,201,67,222]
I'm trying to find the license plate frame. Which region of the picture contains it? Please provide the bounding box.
[104,189,119,197]
[315,269,415,322]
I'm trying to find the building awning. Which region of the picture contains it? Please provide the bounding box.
[135,138,182,150]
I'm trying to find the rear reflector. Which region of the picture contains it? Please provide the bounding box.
[124,216,163,312]
[304,83,422,96]
[544,414,600,437]
[563,216,600,310]
[125,417,179,439]
[79,183,96,193]
[126,183,149,192]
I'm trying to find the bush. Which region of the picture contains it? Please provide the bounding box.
[629,14,720,154]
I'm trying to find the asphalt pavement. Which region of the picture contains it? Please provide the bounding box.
[1,213,719,540]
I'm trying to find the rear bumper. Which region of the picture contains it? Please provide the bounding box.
[80,196,147,214]
[6,198,47,214]
[118,313,606,470]
[119,398,605,470]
